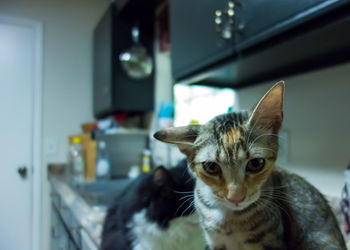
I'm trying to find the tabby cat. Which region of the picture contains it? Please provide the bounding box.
[154,81,346,250]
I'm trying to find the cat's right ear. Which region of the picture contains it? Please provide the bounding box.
[248,81,284,132]
[153,125,201,155]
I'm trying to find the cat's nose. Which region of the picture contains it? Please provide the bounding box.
[226,189,246,205]
[226,196,245,206]
[226,183,246,205]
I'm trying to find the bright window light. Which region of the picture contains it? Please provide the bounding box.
[174,84,237,126]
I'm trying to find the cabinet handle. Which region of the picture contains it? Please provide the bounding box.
[215,1,236,40]
[51,226,60,238]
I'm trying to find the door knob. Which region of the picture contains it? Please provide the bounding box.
[18,166,27,179]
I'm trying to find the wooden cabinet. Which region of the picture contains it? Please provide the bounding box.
[170,0,235,79]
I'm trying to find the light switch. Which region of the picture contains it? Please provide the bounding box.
[45,137,57,155]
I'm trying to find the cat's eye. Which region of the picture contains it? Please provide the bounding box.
[202,161,222,176]
[246,158,265,173]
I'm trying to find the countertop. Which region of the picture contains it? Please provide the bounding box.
[49,174,349,248]
[49,173,130,248]
[50,177,107,247]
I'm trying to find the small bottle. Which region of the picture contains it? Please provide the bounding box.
[96,141,111,180]
[69,137,85,184]
[142,149,151,173]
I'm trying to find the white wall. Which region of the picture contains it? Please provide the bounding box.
[155,49,173,110]
[237,62,350,196]
[0,0,109,249]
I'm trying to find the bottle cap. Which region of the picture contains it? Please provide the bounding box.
[143,149,151,156]
[72,137,81,144]
[99,141,106,149]
[158,101,174,118]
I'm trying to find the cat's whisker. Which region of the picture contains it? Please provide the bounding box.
[260,195,291,207]
[179,194,194,201]
[269,195,314,209]
[248,133,282,147]
[181,200,195,217]
[262,184,289,190]
[258,196,291,221]
[185,177,194,184]
[172,190,194,194]
[269,200,292,220]
[246,111,264,146]
[261,188,300,202]
[175,197,194,216]
[248,133,283,151]
[253,147,277,155]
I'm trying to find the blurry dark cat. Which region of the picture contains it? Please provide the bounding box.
[101,159,206,250]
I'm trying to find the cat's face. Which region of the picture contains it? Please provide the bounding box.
[188,117,279,211]
[154,81,284,211]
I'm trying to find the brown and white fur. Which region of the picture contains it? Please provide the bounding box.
[154,82,346,250]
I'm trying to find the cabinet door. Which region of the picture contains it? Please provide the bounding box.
[170,0,235,79]
[235,0,326,50]
[51,205,70,250]
[50,205,61,250]
[80,229,99,250]
[93,6,113,117]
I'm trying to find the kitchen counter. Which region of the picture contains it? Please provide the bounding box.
[49,173,349,249]
[49,174,129,249]
[50,177,106,248]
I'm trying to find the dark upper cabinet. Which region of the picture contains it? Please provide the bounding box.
[235,0,327,50]
[170,0,350,87]
[170,0,235,79]
[93,4,154,119]
[93,7,113,118]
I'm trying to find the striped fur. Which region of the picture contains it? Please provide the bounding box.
[154,82,346,250]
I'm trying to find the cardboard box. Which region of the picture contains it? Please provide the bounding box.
[69,134,96,182]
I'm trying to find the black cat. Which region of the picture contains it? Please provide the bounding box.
[101,159,205,250]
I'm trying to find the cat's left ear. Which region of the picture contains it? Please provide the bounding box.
[248,81,284,132]
[152,166,173,196]
[153,125,201,155]
[153,166,171,187]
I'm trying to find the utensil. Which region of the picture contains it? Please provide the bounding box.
[119,26,153,79]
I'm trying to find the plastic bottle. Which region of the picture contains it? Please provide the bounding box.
[96,141,111,180]
[69,137,85,184]
[142,149,151,173]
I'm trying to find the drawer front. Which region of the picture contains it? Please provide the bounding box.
[80,229,99,250]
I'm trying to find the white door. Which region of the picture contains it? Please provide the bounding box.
[0,18,42,250]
